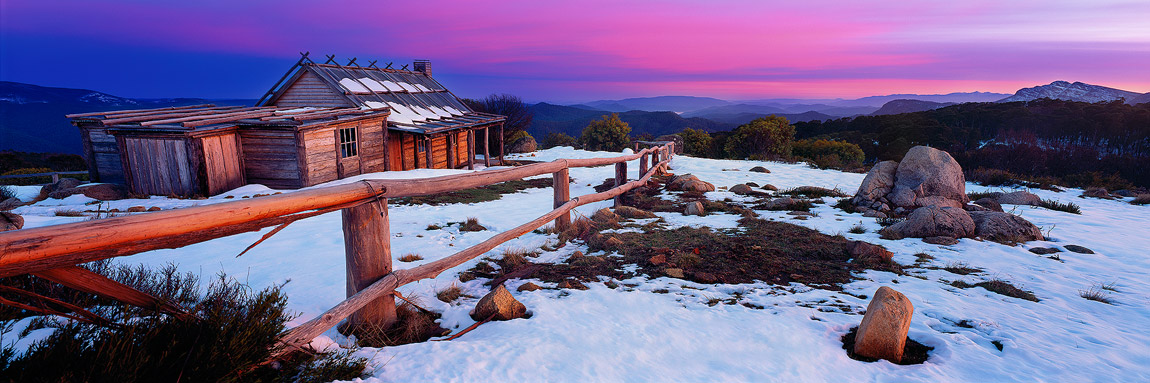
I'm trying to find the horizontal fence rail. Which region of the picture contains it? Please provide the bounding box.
[0,142,675,355]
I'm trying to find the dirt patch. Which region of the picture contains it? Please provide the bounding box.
[952,279,1039,302]
[392,178,553,205]
[841,326,933,365]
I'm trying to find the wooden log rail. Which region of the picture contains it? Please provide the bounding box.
[0,141,674,353]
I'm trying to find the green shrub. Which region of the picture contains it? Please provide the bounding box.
[793,139,864,169]
[579,114,631,152]
[542,132,577,149]
[0,264,367,382]
[507,130,531,143]
[724,115,795,160]
[678,128,714,157]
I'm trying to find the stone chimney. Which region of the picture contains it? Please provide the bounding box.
[413,60,431,76]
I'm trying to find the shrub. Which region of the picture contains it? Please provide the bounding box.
[0,185,16,200]
[1,167,55,186]
[579,114,631,152]
[1037,199,1081,214]
[436,285,463,303]
[542,132,577,149]
[53,208,84,217]
[0,266,367,382]
[833,198,859,213]
[792,139,865,169]
[459,217,486,232]
[506,130,531,144]
[426,224,442,230]
[1131,195,1150,205]
[678,128,714,157]
[952,278,1039,302]
[1079,285,1114,304]
[967,168,1015,186]
[723,115,795,160]
[848,223,867,234]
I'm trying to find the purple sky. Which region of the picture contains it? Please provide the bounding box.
[2,0,1148,102]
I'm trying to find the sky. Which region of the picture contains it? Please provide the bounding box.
[1,0,1148,102]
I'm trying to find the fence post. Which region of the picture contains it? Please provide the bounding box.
[342,198,397,331]
[639,152,648,176]
[614,162,627,207]
[553,168,570,231]
[51,173,60,183]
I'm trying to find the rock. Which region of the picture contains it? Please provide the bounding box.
[922,236,959,246]
[762,184,778,191]
[854,286,914,363]
[147,206,162,211]
[967,211,1044,243]
[886,205,975,239]
[862,210,888,218]
[1064,245,1095,254]
[517,282,541,292]
[0,197,22,211]
[667,174,716,192]
[972,197,1004,212]
[39,178,83,200]
[684,201,705,216]
[849,241,893,263]
[592,208,620,223]
[126,206,147,212]
[997,191,1041,206]
[1081,188,1112,199]
[915,196,963,210]
[1028,247,1061,255]
[729,184,754,195]
[79,184,131,201]
[963,203,990,212]
[889,146,968,208]
[649,254,667,265]
[761,197,798,210]
[614,206,657,219]
[853,160,899,203]
[664,268,685,278]
[1,212,24,232]
[1112,189,1136,197]
[749,166,770,173]
[745,182,759,187]
[557,279,588,290]
[470,285,527,321]
[507,136,538,153]
[48,188,81,200]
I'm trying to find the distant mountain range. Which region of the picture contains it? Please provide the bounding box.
[870,99,956,115]
[0,81,253,154]
[997,81,1146,104]
[529,102,733,139]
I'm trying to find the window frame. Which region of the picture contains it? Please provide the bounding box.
[338,126,359,158]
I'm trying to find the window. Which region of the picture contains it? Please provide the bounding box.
[416,138,427,153]
[339,126,358,158]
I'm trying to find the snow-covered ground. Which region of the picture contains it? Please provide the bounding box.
[4,147,1150,382]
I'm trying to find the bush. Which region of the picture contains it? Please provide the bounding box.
[0,185,15,200]
[723,115,795,160]
[460,217,486,232]
[677,128,714,157]
[436,285,463,303]
[1,167,55,186]
[0,265,366,382]
[542,132,577,149]
[793,139,864,169]
[1037,199,1081,214]
[579,114,631,152]
[1132,195,1150,205]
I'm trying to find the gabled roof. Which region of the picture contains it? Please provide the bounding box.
[259,55,505,134]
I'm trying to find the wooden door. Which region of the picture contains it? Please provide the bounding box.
[201,133,246,195]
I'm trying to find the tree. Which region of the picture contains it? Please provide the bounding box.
[543,132,577,149]
[460,94,534,153]
[677,128,713,157]
[580,114,631,152]
[724,115,795,160]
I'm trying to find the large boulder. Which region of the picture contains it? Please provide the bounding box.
[684,201,705,216]
[729,184,754,195]
[667,174,715,192]
[39,178,83,200]
[749,166,771,173]
[1,212,24,232]
[470,284,527,321]
[78,183,131,201]
[968,211,1044,243]
[888,146,967,208]
[884,205,975,239]
[854,286,914,363]
[971,197,1004,212]
[853,161,898,203]
[997,191,1041,206]
[0,197,22,211]
[507,136,538,153]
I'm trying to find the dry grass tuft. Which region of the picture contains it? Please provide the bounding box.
[53,208,84,217]
[459,217,486,232]
[399,254,424,262]
[436,285,463,303]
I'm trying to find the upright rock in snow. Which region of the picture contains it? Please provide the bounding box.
[888,146,967,208]
[854,286,914,363]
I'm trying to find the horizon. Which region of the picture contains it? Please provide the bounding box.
[2,0,1149,101]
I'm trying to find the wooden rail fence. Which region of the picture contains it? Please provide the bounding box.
[0,142,674,353]
[0,171,89,184]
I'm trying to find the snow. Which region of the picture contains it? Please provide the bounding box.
[5,148,1150,382]
[395,82,421,93]
[338,78,371,94]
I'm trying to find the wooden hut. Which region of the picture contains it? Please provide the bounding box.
[258,56,507,170]
[68,55,507,197]
[69,105,391,196]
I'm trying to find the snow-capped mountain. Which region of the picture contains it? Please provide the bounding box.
[998,81,1144,104]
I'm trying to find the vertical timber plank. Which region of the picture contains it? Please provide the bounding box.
[639,153,648,176]
[342,198,397,330]
[553,168,570,231]
[614,162,627,208]
[467,129,475,170]
[483,127,490,167]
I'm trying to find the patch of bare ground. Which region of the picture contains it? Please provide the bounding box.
[841,327,933,365]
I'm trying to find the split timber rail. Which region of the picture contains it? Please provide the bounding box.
[0,142,674,353]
